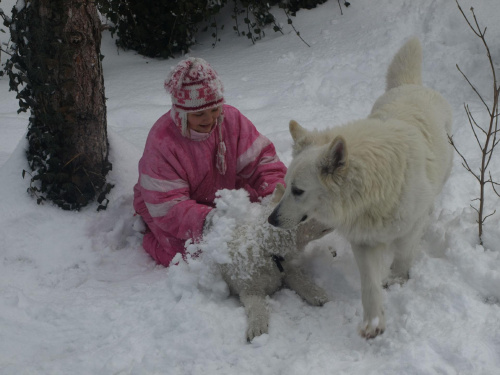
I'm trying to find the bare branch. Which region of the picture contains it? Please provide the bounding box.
[457,64,492,115]
[455,1,481,37]
[0,47,13,57]
[484,107,499,171]
[482,209,496,222]
[486,147,495,156]
[490,172,500,197]
[455,0,499,245]
[465,103,487,135]
[464,105,486,149]
[492,137,500,149]
[283,8,311,48]
[485,148,495,171]
[476,24,498,101]
[448,135,481,181]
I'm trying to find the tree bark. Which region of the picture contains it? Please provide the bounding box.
[59,0,108,175]
[24,0,110,208]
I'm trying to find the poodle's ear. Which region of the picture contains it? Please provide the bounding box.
[290,120,312,155]
[320,136,348,177]
[271,183,285,204]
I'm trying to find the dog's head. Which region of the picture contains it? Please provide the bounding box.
[268,120,348,230]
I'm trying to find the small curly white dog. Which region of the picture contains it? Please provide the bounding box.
[209,185,333,342]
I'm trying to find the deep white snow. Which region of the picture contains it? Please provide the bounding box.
[1,0,499,374]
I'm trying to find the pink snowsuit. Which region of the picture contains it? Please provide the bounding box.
[133,104,287,266]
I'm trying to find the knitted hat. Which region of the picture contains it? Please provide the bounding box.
[165,57,224,137]
[165,57,227,175]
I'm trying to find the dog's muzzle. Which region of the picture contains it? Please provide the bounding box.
[268,209,279,227]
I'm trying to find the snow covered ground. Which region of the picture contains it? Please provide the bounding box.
[1,0,499,374]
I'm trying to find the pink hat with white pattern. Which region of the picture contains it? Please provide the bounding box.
[164,57,227,175]
[165,57,224,136]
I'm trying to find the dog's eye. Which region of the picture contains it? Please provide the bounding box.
[292,186,304,196]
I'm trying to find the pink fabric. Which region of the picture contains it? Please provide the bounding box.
[164,57,225,137]
[133,104,287,266]
[164,57,224,112]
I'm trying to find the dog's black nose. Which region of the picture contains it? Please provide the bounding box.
[268,210,279,227]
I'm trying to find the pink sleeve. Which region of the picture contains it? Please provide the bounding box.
[234,112,287,200]
[136,141,212,242]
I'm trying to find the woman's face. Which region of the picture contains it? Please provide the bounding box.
[187,107,221,133]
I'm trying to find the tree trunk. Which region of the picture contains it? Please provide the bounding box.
[58,0,108,180]
[18,0,110,209]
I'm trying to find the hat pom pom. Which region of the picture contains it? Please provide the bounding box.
[164,58,194,95]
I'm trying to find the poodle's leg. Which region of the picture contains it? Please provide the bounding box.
[239,293,269,342]
[282,261,329,306]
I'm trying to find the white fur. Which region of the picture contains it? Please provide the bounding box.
[220,185,332,342]
[268,38,453,338]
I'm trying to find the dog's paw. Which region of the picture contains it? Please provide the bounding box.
[285,270,329,306]
[246,319,269,342]
[383,273,409,289]
[359,315,386,339]
[301,285,329,306]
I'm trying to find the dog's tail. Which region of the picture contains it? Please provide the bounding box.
[386,37,422,91]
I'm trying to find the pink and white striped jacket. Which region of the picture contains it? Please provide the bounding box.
[133,104,287,266]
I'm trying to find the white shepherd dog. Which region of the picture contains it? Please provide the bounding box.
[268,38,453,338]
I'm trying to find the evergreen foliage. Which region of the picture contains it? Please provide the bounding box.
[2,1,112,211]
[96,0,340,58]
[97,0,223,58]
[0,2,10,77]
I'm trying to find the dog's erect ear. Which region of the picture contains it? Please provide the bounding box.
[290,120,308,141]
[320,136,348,177]
[290,120,312,155]
[271,183,285,204]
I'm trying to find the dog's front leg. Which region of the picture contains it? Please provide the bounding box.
[282,261,329,306]
[351,243,386,339]
[239,293,270,342]
[387,216,427,286]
